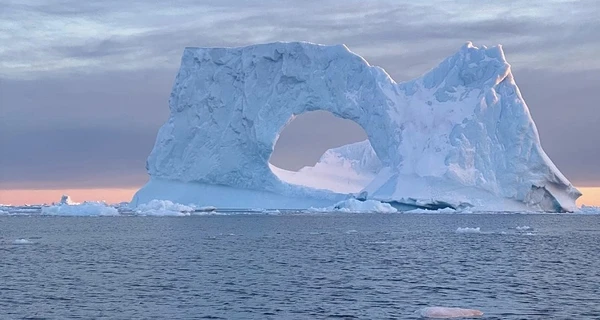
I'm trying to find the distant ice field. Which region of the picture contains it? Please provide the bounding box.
[1,201,598,216]
[1,213,599,319]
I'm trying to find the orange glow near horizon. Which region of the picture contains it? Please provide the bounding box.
[0,187,599,207]
[577,188,600,206]
[0,188,139,205]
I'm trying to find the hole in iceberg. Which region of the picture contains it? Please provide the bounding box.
[269,110,382,194]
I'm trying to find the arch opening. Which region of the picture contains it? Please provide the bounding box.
[268,110,382,194]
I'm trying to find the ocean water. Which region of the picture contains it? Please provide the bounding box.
[1,213,599,319]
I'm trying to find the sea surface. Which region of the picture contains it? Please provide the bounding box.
[1,213,599,319]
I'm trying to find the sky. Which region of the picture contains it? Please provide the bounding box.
[0,0,599,205]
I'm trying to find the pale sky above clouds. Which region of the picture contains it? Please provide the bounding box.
[1,0,599,190]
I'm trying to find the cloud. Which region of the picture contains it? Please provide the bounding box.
[1,0,599,78]
[0,126,155,189]
[515,68,600,187]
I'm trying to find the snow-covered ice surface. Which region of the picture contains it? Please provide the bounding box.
[133,41,580,212]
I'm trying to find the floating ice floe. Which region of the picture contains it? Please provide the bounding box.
[134,199,196,216]
[260,209,281,214]
[456,227,481,234]
[42,196,119,216]
[0,205,42,215]
[407,208,458,214]
[577,205,600,214]
[13,239,33,245]
[310,198,397,213]
[516,225,533,231]
[333,199,397,213]
[418,307,483,318]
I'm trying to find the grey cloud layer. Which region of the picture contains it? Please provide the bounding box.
[0,0,598,189]
[2,0,599,78]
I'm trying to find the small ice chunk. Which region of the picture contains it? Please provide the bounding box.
[263,209,281,214]
[59,194,78,205]
[407,208,457,214]
[516,225,533,231]
[13,239,33,244]
[135,199,195,216]
[578,205,600,214]
[308,199,397,213]
[418,306,483,318]
[456,227,481,233]
[333,198,398,213]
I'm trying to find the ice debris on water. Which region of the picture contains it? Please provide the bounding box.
[42,196,119,216]
[332,199,397,213]
[134,199,195,216]
[577,205,600,214]
[418,306,483,318]
[407,207,457,214]
[456,227,481,233]
[13,239,33,245]
[516,226,533,231]
[309,198,397,213]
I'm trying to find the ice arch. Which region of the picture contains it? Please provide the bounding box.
[269,111,380,194]
[133,42,581,211]
[140,43,399,203]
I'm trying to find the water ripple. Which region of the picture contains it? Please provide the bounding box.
[0,214,599,319]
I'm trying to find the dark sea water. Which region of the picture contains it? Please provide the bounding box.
[1,213,599,319]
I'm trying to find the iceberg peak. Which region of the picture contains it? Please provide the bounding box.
[133,42,580,212]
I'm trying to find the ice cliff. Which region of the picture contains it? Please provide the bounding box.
[132,42,581,212]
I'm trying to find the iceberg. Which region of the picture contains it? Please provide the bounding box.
[577,205,600,214]
[132,41,581,212]
[42,195,119,216]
